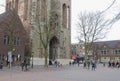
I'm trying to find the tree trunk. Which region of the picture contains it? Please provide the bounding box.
[44,47,48,67]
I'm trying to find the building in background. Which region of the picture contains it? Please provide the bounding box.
[71,40,85,58]
[71,40,120,63]
[93,40,120,62]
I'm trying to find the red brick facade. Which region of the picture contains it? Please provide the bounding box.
[0,10,29,65]
[93,40,120,62]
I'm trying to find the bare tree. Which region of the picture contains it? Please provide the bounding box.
[31,0,60,67]
[77,12,112,60]
[101,0,120,26]
[100,0,120,25]
[100,0,116,15]
[76,0,120,61]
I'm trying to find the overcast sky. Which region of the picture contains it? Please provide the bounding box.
[71,0,120,43]
[0,0,5,14]
[0,0,120,43]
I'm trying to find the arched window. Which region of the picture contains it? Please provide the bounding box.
[4,35,10,45]
[50,13,59,29]
[6,0,14,11]
[67,6,70,29]
[62,4,67,28]
[15,0,19,12]
[12,0,14,8]
[55,14,59,27]
[24,0,28,20]
[9,2,12,10]
[6,3,9,11]
[14,37,20,46]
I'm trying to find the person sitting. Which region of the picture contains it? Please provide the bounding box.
[49,60,53,65]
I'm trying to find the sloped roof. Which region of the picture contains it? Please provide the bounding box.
[95,40,120,49]
[0,10,16,23]
[0,10,26,32]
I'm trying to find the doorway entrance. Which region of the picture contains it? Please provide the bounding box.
[49,36,59,61]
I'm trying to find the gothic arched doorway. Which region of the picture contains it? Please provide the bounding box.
[49,36,59,62]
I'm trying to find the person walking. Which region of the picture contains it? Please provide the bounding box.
[24,58,28,71]
[0,61,3,69]
[83,61,86,68]
[21,60,24,71]
[87,61,90,69]
[116,61,119,68]
[92,60,96,70]
[76,55,80,67]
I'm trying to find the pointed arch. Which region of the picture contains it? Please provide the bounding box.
[49,36,59,61]
[24,0,28,20]
[15,0,19,12]
[62,3,67,28]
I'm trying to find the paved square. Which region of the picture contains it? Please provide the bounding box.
[0,64,120,81]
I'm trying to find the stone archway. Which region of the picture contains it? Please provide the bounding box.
[49,36,59,61]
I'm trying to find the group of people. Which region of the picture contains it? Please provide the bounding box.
[69,55,83,66]
[108,61,120,68]
[49,60,62,67]
[21,57,30,71]
[83,60,97,70]
[69,58,97,70]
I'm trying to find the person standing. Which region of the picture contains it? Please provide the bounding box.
[21,60,24,71]
[0,61,3,69]
[87,61,90,69]
[92,60,96,70]
[24,58,28,71]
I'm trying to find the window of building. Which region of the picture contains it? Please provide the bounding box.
[55,14,59,27]
[62,3,67,28]
[14,37,17,45]
[101,50,109,54]
[67,6,70,29]
[24,0,28,20]
[119,50,120,54]
[7,2,12,10]
[4,36,20,46]
[115,50,118,54]
[15,0,19,11]
[4,36,10,45]
[17,37,20,45]
[113,50,115,54]
[14,37,20,46]
[114,49,120,54]
[12,0,14,8]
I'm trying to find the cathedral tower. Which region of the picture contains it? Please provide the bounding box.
[6,0,71,65]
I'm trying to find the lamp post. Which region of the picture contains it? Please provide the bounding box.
[8,48,15,69]
[8,51,12,69]
[31,53,33,68]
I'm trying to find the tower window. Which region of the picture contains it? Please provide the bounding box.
[62,4,67,28]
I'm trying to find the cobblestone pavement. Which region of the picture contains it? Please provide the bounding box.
[0,64,120,81]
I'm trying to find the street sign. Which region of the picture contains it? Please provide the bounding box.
[8,51,12,62]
